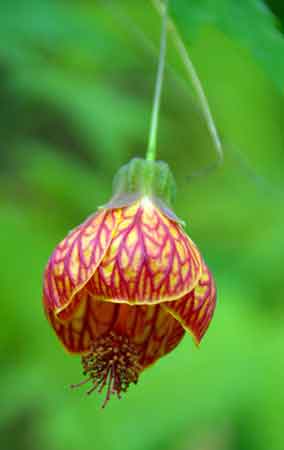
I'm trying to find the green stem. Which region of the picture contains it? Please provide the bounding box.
[151,0,223,167]
[146,0,168,162]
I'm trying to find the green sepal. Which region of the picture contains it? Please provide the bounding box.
[109,158,176,208]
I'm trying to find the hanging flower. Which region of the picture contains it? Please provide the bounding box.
[43,159,216,407]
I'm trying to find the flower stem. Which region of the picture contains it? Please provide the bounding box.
[146,0,168,162]
[151,0,223,167]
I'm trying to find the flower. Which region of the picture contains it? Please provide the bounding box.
[43,159,216,407]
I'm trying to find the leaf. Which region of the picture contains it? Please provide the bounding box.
[265,0,284,31]
[170,0,284,91]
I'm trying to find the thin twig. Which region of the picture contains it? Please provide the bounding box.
[151,0,224,167]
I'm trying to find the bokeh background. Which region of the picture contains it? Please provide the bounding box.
[1,1,284,449]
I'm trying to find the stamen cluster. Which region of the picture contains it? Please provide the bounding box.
[72,332,142,408]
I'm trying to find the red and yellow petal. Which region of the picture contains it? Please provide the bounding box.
[113,303,185,369]
[47,289,117,353]
[48,292,185,368]
[88,200,202,304]
[43,208,121,314]
[163,262,216,345]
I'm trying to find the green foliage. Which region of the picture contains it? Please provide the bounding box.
[1,1,284,450]
[170,0,284,91]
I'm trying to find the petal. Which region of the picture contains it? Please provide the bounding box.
[48,292,185,363]
[46,289,120,352]
[113,303,185,369]
[163,262,216,344]
[88,200,202,304]
[43,209,121,314]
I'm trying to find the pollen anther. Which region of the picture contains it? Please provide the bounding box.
[71,332,142,408]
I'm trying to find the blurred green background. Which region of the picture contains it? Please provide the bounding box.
[1,1,284,449]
